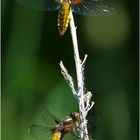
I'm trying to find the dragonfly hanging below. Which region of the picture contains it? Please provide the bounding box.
[29,107,82,140]
[17,0,115,35]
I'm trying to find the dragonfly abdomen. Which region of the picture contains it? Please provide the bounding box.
[51,130,62,140]
[57,2,70,35]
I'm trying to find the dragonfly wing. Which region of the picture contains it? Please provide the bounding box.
[17,0,61,11]
[71,1,115,16]
[29,125,53,140]
[41,107,60,127]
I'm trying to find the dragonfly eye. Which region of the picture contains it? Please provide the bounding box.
[75,112,80,119]
[71,0,81,4]
[71,112,80,120]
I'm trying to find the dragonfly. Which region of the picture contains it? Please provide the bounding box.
[29,107,82,140]
[17,0,115,35]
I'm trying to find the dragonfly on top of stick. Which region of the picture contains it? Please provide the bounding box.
[17,0,115,35]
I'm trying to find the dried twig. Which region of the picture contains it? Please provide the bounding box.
[59,9,94,140]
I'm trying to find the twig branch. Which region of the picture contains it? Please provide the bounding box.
[69,9,94,140]
[59,9,94,140]
[59,61,77,97]
[81,54,88,66]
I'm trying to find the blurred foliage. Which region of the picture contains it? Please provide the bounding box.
[2,0,138,140]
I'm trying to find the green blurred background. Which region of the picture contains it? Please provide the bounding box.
[2,0,138,139]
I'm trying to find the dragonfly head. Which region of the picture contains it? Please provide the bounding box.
[70,112,80,121]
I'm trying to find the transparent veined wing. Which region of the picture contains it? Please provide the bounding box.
[41,107,61,127]
[70,125,91,139]
[17,0,61,11]
[71,126,80,138]
[71,0,115,16]
[87,110,101,140]
[29,125,53,140]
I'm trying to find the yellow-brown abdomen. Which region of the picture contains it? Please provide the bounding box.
[51,131,62,140]
[57,2,70,35]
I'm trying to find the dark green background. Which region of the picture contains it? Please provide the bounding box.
[2,0,139,140]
